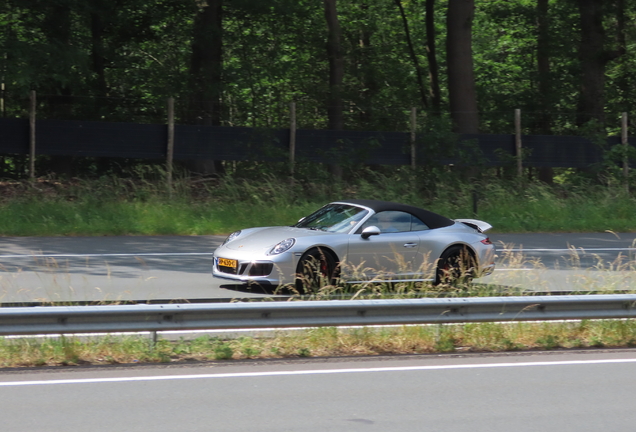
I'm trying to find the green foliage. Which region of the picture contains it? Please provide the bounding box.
[3,1,636,235]
[0,168,635,236]
[297,347,311,357]
[2,0,634,132]
[535,334,559,350]
[434,326,457,352]
[213,343,234,360]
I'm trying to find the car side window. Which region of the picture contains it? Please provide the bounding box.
[410,215,429,231]
[359,211,407,233]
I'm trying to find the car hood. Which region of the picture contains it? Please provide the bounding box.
[223,226,334,251]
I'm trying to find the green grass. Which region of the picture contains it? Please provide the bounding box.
[0,171,634,236]
[2,319,636,368]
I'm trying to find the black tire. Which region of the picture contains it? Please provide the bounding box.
[295,248,336,293]
[436,245,477,286]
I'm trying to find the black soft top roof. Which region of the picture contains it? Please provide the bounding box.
[335,199,454,229]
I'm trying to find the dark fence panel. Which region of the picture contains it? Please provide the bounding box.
[174,125,288,161]
[296,129,410,165]
[0,118,29,153]
[523,135,604,168]
[37,119,166,158]
[0,118,634,168]
[607,136,636,147]
[451,134,610,168]
[455,134,514,167]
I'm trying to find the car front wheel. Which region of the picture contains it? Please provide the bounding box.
[295,248,336,293]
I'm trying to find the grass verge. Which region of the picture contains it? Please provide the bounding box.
[0,171,634,236]
[2,319,636,368]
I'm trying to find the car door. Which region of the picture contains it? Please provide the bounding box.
[346,211,422,280]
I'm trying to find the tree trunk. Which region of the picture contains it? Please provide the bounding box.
[536,0,550,133]
[43,3,74,119]
[43,2,75,177]
[536,0,553,184]
[190,0,223,126]
[323,0,344,178]
[90,6,107,99]
[577,0,607,127]
[395,0,427,109]
[188,0,224,176]
[357,3,378,127]
[614,0,628,112]
[89,0,109,126]
[324,0,344,131]
[446,0,479,134]
[425,0,441,114]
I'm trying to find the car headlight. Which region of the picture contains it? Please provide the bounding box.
[268,238,296,255]
[222,230,242,245]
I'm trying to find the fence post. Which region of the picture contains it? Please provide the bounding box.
[622,112,629,194]
[1,80,5,117]
[29,90,36,181]
[166,97,175,194]
[410,107,417,169]
[515,108,522,178]
[289,101,296,185]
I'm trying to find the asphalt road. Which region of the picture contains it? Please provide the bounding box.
[481,232,636,293]
[0,232,635,304]
[2,350,636,431]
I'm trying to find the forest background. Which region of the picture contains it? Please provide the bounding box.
[1,1,635,172]
[0,0,636,237]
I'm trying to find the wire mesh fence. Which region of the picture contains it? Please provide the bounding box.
[1,94,635,181]
[3,93,634,134]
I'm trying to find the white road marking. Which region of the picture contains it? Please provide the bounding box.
[0,247,633,259]
[2,358,636,387]
[0,253,215,258]
[503,248,636,252]
[493,268,533,271]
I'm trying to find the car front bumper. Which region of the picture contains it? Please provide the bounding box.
[211,252,298,287]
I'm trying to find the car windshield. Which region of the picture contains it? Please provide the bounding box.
[294,204,369,233]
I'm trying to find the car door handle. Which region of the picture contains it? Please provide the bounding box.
[403,243,418,248]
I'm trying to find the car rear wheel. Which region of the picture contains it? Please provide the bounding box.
[436,245,476,285]
[295,248,336,293]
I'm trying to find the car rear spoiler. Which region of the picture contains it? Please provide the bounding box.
[455,219,493,233]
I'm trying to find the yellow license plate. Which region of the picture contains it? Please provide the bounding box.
[218,258,238,268]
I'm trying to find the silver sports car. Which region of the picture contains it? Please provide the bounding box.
[212,199,495,291]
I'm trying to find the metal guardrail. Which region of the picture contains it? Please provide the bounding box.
[2,295,636,336]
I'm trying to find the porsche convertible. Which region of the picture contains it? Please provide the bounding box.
[212,199,495,291]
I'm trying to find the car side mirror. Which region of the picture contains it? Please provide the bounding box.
[361,226,381,239]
